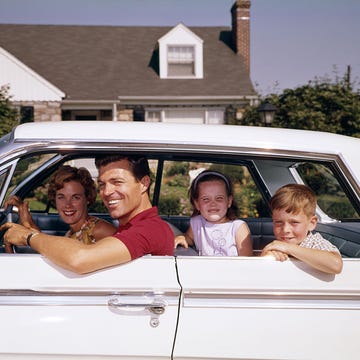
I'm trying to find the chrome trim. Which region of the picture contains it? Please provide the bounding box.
[183,291,360,310]
[0,290,179,306]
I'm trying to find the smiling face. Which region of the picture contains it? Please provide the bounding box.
[97,159,150,224]
[55,180,89,231]
[272,208,317,245]
[194,180,232,224]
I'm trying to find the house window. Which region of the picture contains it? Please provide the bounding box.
[146,111,161,122]
[165,109,203,124]
[20,106,34,123]
[133,108,145,122]
[167,46,195,77]
[206,110,224,124]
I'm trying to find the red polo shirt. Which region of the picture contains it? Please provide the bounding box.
[113,207,174,259]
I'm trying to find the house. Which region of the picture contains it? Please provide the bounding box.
[0,0,257,124]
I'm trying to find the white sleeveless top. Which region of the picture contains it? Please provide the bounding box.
[190,215,244,256]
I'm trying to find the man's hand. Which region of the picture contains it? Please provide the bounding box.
[0,222,34,247]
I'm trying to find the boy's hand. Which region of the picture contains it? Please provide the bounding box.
[261,249,289,261]
[261,240,290,261]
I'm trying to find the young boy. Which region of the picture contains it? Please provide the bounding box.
[261,184,343,274]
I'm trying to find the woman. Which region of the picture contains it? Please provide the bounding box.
[6,165,116,245]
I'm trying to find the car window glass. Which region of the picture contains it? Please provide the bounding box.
[158,160,268,217]
[6,154,57,210]
[296,162,359,220]
[0,167,11,206]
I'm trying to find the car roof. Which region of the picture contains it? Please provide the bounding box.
[5,120,360,198]
[11,120,359,153]
[10,121,360,178]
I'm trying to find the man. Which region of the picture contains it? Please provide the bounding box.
[1,154,174,274]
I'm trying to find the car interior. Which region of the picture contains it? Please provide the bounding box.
[1,150,360,257]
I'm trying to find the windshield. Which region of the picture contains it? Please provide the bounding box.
[0,132,12,147]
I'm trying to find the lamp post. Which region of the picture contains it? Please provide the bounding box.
[257,101,277,127]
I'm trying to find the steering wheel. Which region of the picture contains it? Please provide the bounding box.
[0,205,14,253]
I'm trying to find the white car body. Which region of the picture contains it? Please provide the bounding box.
[0,121,359,359]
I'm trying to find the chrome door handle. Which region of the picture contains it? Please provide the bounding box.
[108,295,166,315]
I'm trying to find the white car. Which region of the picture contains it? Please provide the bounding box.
[0,121,359,360]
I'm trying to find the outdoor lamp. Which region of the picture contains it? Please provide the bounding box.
[258,101,277,127]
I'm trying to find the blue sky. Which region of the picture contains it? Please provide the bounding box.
[0,0,359,94]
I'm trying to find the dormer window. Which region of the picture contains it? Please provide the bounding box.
[158,23,203,79]
[167,45,195,77]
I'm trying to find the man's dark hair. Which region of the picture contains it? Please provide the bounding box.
[95,154,151,182]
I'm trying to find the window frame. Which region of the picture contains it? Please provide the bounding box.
[167,45,195,78]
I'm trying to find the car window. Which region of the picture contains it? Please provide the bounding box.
[0,166,12,205]
[296,162,359,220]
[5,154,58,209]
[7,154,360,224]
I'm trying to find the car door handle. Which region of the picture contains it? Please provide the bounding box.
[108,295,166,315]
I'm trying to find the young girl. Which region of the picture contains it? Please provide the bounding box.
[175,170,253,256]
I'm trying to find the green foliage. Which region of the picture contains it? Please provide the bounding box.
[0,85,18,137]
[167,173,188,187]
[209,163,244,184]
[319,196,358,219]
[165,162,189,176]
[158,194,181,215]
[240,74,360,137]
[89,195,108,213]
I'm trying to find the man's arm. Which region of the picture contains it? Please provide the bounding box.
[1,222,131,274]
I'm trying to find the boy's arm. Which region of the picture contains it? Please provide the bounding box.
[286,244,343,274]
[262,240,343,274]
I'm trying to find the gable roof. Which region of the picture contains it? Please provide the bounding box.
[0,24,256,102]
[158,22,203,43]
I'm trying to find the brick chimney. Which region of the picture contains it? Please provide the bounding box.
[231,0,251,74]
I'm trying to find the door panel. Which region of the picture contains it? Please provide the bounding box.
[0,255,180,359]
[174,257,360,360]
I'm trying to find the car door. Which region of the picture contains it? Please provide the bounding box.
[0,254,180,359]
[173,256,360,360]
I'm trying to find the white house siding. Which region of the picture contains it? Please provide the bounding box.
[0,47,65,101]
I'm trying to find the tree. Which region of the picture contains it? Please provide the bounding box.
[0,85,18,137]
[240,75,360,137]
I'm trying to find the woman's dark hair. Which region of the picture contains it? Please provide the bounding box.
[189,170,239,220]
[48,165,97,206]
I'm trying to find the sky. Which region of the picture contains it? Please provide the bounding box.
[0,0,359,94]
